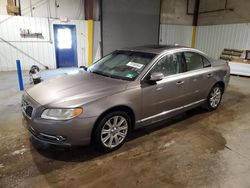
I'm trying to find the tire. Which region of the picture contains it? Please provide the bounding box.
[206,84,223,111]
[93,111,131,152]
[33,78,41,84]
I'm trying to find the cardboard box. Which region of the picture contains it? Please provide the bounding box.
[6,5,19,14]
[7,0,14,6]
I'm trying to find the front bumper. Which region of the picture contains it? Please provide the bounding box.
[23,112,98,146]
[22,94,98,146]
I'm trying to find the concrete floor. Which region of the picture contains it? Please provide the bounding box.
[1,71,250,188]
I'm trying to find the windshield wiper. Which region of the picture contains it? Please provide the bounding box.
[90,70,132,81]
[109,74,125,80]
[90,70,110,78]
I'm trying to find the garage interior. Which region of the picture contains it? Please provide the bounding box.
[1,0,250,187]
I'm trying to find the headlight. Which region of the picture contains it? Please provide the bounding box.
[41,108,83,120]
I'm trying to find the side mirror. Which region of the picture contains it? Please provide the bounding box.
[150,72,164,82]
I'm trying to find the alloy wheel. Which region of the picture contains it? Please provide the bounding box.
[209,86,222,108]
[100,115,128,148]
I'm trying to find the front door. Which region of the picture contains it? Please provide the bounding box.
[54,24,78,68]
[140,52,189,125]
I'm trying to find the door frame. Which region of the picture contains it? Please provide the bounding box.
[139,52,189,125]
[53,24,78,68]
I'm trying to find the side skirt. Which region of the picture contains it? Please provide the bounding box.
[135,99,206,128]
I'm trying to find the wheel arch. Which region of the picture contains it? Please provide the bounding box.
[90,105,135,142]
[214,81,225,93]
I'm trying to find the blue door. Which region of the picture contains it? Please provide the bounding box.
[54,24,78,68]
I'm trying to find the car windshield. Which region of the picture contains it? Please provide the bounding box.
[88,50,156,81]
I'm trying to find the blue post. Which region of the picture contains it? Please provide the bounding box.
[16,60,24,91]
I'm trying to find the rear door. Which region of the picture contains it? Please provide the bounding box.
[140,52,190,125]
[182,51,214,103]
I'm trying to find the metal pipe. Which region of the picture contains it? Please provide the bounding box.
[186,0,233,15]
[30,0,33,16]
[192,0,200,26]
[191,0,200,48]
[18,0,21,15]
[47,0,51,18]
[199,8,233,14]
[158,0,162,45]
[100,0,103,58]
[48,18,52,43]
[55,0,58,18]
[84,0,94,20]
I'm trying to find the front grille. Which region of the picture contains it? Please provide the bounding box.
[29,126,37,136]
[25,106,33,117]
[22,98,34,118]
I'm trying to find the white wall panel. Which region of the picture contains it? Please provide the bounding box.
[0,15,88,71]
[160,24,192,47]
[196,23,250,59]
[93,21,101,62]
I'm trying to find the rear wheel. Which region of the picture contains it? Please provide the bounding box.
[93,111,131,152]
[206,84,223,111]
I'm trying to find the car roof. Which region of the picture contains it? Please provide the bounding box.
[120,45,191,54]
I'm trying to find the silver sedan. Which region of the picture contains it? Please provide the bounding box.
[22,45,230,152]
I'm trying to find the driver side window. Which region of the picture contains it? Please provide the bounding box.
[151,53,181,77]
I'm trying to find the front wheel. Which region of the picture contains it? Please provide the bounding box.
[206,84,223,111]
[93,111,131,152]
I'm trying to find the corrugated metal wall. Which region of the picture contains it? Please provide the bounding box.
[160,24,192,47]
[196,23,250,59]
[3,20,250,71]
[160,23,250,60]
[0,15,88,71]
[93,21,101,63]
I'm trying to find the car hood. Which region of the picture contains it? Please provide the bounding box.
[26,71,128,107]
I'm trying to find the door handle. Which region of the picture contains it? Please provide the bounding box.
[206,73,213,78]
[156,87,163,91]
[176,80,185,86]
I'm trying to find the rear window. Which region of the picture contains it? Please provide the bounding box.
[184,52,211,71]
